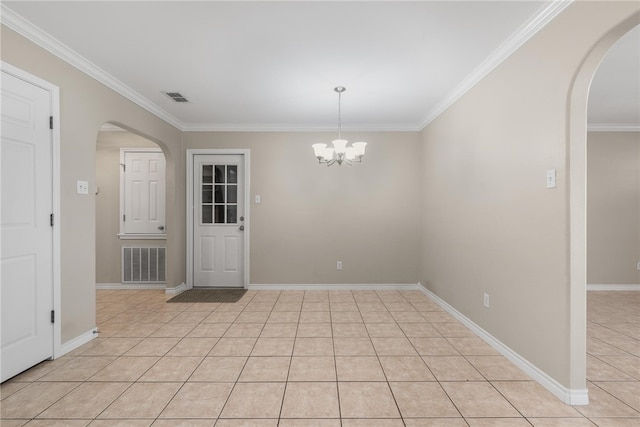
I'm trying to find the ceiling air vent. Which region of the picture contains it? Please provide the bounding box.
[163,91,189,103]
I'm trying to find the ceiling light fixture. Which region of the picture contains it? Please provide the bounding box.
[312,86,367,166]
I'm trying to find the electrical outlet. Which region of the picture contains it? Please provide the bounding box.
[546,169,556,189]
[483,293,490,308]
[77,180,89,195]
[337,261,342,271]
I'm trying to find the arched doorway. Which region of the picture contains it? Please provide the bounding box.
[95,123,169,290]
[568,13,640,401]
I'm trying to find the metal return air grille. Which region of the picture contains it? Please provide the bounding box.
[122,247,166,283]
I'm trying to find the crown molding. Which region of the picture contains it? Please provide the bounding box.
[0,4,185,131]
[181,123,421,132]
[418,0,573,130]
[2,1,572,133]
[587,123,640,132]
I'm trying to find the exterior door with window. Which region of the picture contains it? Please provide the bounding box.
[193,154,245,287]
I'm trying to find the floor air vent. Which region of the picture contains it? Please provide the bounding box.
[122,247,166,283]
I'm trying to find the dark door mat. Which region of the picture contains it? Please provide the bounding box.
[167,288,247,303]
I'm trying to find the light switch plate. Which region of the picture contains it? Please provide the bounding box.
[77,180,89,195]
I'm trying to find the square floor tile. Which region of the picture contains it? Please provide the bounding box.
[440,382,520,418]
[159,382,233,418]
[332,323,369,337]
[166,337,218,356]
[336,356,386,381]
[293,338,334,356]
[220,382,285,419]
[99,382,182,418]
[371,337,417,356]
[366,323,405,338]
[409,338,459,356]
[1,382,78,418]
[124,337,180,356]
[238,357,290,382]
[281,382,340,418]
[333,337,376,356]
[422,356,484,381]
[260,323,297,337]
[378,356,436,381]
[389,382,458,418]
[296,323,332,337]
[210,338,257,356]
[338,382,400,418]
[139,356,203,382]
[251,337,294,356]
[288,356,337,381]
[189,356,247,382]
[89,356,158,381]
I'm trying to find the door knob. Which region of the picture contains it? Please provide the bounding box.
[240,216,245,221]
[239,225,245,231]
[158,226,165,231]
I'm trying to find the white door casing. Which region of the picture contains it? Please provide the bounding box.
[187,150,250,288]
[120,149,166,236]
[1,66,59,382]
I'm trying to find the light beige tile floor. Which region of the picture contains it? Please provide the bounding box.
[1,289,638,426]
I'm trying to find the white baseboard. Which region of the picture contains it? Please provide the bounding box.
[58,328,98,357]
[165,282,189,295]
[587,284,640,291]
[96,282,166,290]
[247,283,422,291]
[417,284,589,406]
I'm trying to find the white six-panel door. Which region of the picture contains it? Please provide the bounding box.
[122,150,166,235]
[193,154,245,287]
[1,70,54,382]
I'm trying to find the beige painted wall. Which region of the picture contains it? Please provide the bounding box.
[96,131,164,284]
[1,27,184,343]
[183,131,422,285]
[420,1,639,391]
[587,131,640,285]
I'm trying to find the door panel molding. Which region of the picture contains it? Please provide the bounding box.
[186,149,250,289]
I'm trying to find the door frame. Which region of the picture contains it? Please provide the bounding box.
[1,61,62,359]
[186,149,251,289]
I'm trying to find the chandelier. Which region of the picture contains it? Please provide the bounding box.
[312,86,367,166]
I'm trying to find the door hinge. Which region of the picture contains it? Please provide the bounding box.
[50,116,53,130]
[120,163,126,172]
[123,214,125,222]
[50,213,54,227]
[50,310,55,323]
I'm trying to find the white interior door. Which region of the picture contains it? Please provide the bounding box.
[122,150,166,235]
[1,70,54,382]
[193,154,245,287]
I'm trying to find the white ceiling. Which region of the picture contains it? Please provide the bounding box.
[2,1,638,131]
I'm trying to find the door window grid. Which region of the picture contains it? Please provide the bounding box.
[202,164,238,224]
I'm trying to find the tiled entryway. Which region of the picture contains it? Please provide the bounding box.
[1,289,638,426]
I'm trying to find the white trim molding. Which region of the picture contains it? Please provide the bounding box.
[587,284,640,291]
[587,123,640,132]
[419,0,573,129]
[248,283,422,291]
[418,285,589,406]
[165,282,189,296]
[59,328,98,356]
[0,4,184,131]
[1,2,571,133]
